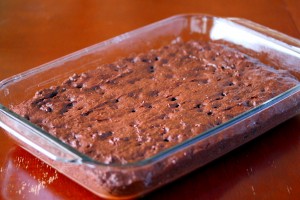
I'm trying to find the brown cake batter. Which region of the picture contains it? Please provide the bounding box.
[12,40,299,164]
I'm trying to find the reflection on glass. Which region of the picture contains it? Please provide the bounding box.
[0,147,60,200]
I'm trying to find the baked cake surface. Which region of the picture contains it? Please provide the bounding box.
[12,40,299,164]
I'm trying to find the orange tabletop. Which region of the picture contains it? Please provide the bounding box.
[1,1,300,199]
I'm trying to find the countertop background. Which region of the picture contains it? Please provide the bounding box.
[0,1,300,199]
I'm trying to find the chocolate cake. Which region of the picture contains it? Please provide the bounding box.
[11,39,299,165]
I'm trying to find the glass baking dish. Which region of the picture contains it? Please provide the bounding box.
[1,14,300,199]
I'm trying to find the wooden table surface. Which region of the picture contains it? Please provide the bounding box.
[1,0,300,199]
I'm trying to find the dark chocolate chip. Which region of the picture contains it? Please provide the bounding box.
[194,104,201,108]
[212,104,220,109]
[128,78,141,84]
[24,115,30,120]
[169,103,179,108]
[241,101,252,107]
[59,102,74,114]
[215,97,223,101]
[148,65,155,73]
[47,90,58,98]
[46,107,53,112]
[66,102,73,109]
[200,79,209,84]
[108,64,120,71]
[148,90,159,97]
[74,83,83,89]
[90,85,102,91]
[81,110,93,116]
[99,131,113,140]
[224,106,233,111]
[143,103,153,108]
[215,120,222,126]
[32,98,44,106]
[163,138,169,142]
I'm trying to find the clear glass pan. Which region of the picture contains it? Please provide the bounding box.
[1,14,300,199]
